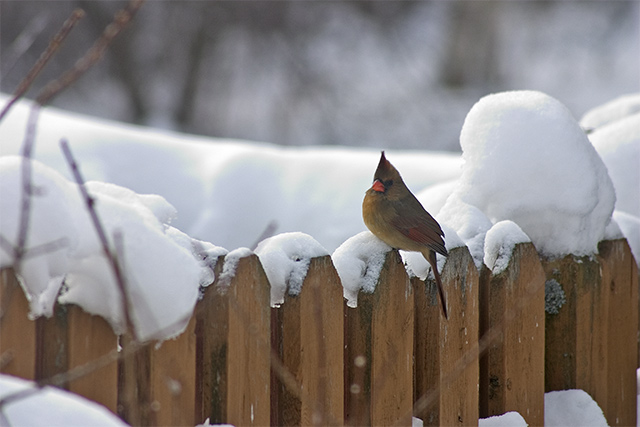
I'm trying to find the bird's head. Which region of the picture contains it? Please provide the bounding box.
[369,151,406,200]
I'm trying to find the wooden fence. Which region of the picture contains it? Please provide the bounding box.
[0,238,637,426]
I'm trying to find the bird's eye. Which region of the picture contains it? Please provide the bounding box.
[384,179,393,187]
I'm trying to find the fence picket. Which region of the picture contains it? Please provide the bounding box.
[542,251,609,407]
[271,255,344,426]
[0,269,35,379]
[479,242,545,426]
[414,245,479,427]
[60,305,118,413]
[344,249,413,426]
[599,239,638,427]
[196,253,271,426]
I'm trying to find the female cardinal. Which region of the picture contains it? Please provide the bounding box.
[362,151,448,319]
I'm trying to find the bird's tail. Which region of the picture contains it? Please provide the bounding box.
[425,249,448,319]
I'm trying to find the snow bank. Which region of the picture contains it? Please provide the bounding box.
[475,390,609,427]
[449,90,615,259]
[0,374,127,426]
[478,411,527,427]
[587,112,640,218]
[0,156,214,342]
[584,101,640,265]
[332,231,391,308]
[0,95,463,253]
[544,390,608,426]
[580,92,640,131]
[255,232,328,307]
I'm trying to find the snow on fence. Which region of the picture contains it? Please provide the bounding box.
[0,239,637,426]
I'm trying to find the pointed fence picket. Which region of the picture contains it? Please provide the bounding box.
[479,242,545,426]
[0,239,637,427]
[414,245,479,426]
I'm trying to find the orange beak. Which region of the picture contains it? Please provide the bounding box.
[371,179,385,193]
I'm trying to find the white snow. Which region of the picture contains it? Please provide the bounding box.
[476,389,612,427]
[587,111,640,218]
[479,411,528,427]
[0,374,127,426]
[0,95,463,254]
[483,221,531,274]
[332,231,391,308]
[216,247,254,291]
[450,90,615,258]
[0,156,214,342]
[545,389,608,426]
[0,156,80,316]
[254,232,328,307]
[438,193,494,268]
[580,93,640,131]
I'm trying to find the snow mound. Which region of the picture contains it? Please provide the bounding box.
[587,112,640,218]
[484,220,531,274]
[332,231,391,308]
[0,157,81,315]
[0,156,212,342]
[0,374,127,426]
[255,232,329,307]
[544,389,608,426]
[439,193,493,268]
[580,92,640,131]
[479,411,527,427]
[455,90,615,258]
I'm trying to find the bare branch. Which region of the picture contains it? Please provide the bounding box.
[250,220,278,251]
[60,139,137,341]
[14,106,41,268]
[23,237,70,260]
[0,9,85,122]
[35,0,146,107]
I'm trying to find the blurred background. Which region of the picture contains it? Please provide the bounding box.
[1,1,638,152]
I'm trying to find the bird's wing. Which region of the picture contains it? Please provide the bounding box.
[390,199,448,256]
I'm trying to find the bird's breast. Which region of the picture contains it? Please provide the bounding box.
[362,192,420,251]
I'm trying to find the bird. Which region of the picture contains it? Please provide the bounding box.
[362,151,449,319]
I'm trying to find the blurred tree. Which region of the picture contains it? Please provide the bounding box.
[1,1,637,151]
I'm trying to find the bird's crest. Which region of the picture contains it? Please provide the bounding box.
[374,151,398,182]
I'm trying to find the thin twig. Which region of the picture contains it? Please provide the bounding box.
[250,220,278,251]
[14,106,41,268]
[0,9,85,121]
[36,0,145,107]
[23,237,70,260]
[60,139,137,341]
